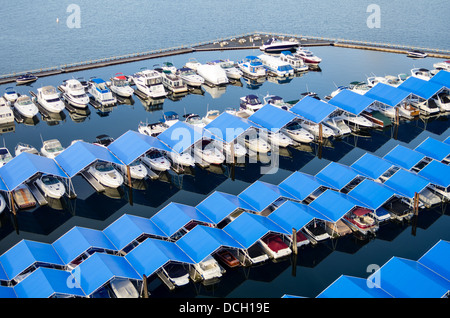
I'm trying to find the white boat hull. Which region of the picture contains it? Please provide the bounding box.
[88,165,124,188]
[142,154,171,172]
[35,178,66,199]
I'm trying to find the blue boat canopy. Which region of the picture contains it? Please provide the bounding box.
[418,240,450,281]
[414,137,450,162]
[248,104,297,132]
[383,145,426,170]
[196,191,256,225]
[317,275,393,298]
[316,161,363,190]
[268,201,333,233]
[205,112,254,143]
[238,180,297,212]
[290,96,337,123]
[55,141,122,178]
[52,226,117,265]
[278,171,335,201]
[0,240,65,281]
[348,179,398,210]
[157,121,214,153]
[150,202,213,238]
[223,212,289,249]
[383,169,430,199]
[368,257,450,298]
[73,252,141,296]
[429,69,450,89]
[103,214,167,251]
[328,89,376,115]
[398,76,445,100]
[0,152,69,191]
[309,190,368,223]
[351,153,394,180]
[176,225,243,263]
[108,130,172,165]
[125,238,193,277]
[417,160,450,188]
[14,267,85,298]
[0,286,16,298]
[364,83,412,107]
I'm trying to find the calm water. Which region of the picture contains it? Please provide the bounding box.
[0,45,449,298]
[0,1,449,74]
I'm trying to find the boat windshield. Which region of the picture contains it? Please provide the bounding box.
[95,163,114,172]
[129,159,141,167]
[148,150,163,159]
[17,98,33,106]
[286,122,302,130]
[42,176,60,185]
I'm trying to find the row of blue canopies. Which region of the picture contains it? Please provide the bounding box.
[0,133,448,298]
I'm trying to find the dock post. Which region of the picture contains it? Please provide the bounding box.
[141,274,149,298]
[9,192,19,234]
[126,165,133,206]
[292,228,298,255]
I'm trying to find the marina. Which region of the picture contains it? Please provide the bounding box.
[0,31,448,299]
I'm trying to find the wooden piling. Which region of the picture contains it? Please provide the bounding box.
[292,228,298,255]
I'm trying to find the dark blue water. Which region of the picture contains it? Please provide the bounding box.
[0,1,449,74]
[0,44,449,298]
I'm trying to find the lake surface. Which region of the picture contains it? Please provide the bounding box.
[0,44,449,298]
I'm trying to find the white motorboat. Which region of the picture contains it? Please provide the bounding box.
[0,193,6,215]
[16,73,38,85]
[183,113,206,128]
[279,51,308,72]
[343,207,379,236]
[93,134,115,147]
[138,121,168,137]
[35,175,66,199]
[433,60,450,71]
[88,78,117,106]
[191,255,224,281]
[168,151,195,167]
[109,278,139,298]
[176,67,205,87]
[258,234,292,260]
[14,95,39,118]
[121,159,147,180]
[258,54,294,77]
[40,139,65,159]
[323,117,352,136]
[132,69,167,99]
[435,92,450,112]
[201,109,221,125]
[280,121,315,143]
[303,220,331,243]
[263,94,292,110]
[193,139,225,165]
[160,61,177,74]
[300,120,336,139]
[160,263,190,287]
[159,111,179,127]
[59,79,90,108]
[336,112,374,129]
[239,94,263,116]
[0,147,12,167]
[237,56,267,78]
[410,68,434,81]
[88,162,124,188]
[142,149,171,172]
[260,37,299,53]
[3,87,19,103]
[384,75,404,87]
[367,76,387,88]
[15,142,39,156]
[36,86,65,113]
[196,64,229,86]
[0,98,14,124]
[259,130,293,148]
[184,58,202,71]
[396,102,420,119]
[215,59,243,80]
[160,70,188,94]
[238,131,271,154]
[348,81,371,95]
[407,50,428,59]
[294,48,322,64]
[109,73,134,97]
[411,98,441,115]
[218,140,247,158]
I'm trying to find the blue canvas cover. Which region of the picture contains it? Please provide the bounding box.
[398,76,444,100]
[108,130,172,165]
[150,202,213,238]
[125,238,193,276]
[248,104,297,132]
[290,96,338,123]
[223,212,289,249]
[238,180,297,212]
[368,257,450,298]
[348,179,398,210]
[351,153,394,180]
[0,286,16,298]
[364,82,411,107]
[52,226,117,264]
[205,112,254,143]
[317,275,392,298]
[14,267,85,298]
[175,225,243,263]
[0,240,65,281]
[73,252,141,296]
[103,214,167,251]
[383,145,426,170]
[415,137,450,162]
[0,152,69,191]
[196,191,256,225]
[383,169,430,199]
[55,141,122,177]
[316,161,362,190]
[157,121,214,153]
[328,89,376,115]
[417,160,450,188]
[429,69,450,89]
[278,171,336,201]
[418,240,450,281]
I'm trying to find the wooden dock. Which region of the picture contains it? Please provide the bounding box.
[80,170,105,193]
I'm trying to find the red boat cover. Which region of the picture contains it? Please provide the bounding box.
[264,234,288,252]
[353,207,371,216]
